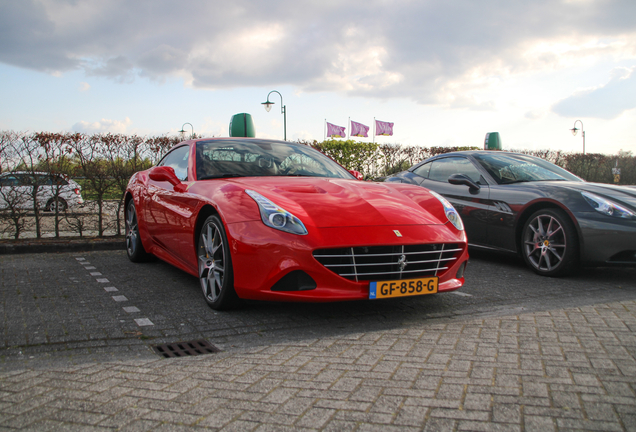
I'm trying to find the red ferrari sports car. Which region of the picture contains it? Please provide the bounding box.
[125,138,469,310]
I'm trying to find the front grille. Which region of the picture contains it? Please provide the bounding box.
[313,244,463,282]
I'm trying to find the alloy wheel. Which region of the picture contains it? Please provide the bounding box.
[523,213,566,273]
[126,201,139,257]
[198,220,226,303]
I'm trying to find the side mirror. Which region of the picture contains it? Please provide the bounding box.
[149,166,187,192]
[349,170,364,181]
[448,173,480,191]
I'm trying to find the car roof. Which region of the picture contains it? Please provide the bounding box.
[429,150,528,158]
[177,137,300,147]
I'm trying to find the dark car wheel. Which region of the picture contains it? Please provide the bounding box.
[125,200,152,262]
[198,215,239,310]
[46,198,67,212]
[522,208,578,277]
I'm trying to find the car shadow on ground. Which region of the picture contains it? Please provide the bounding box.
[466,246,636,281]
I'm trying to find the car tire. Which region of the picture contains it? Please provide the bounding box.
[521,208,578,277]
[46,198,67,212]
[198,215,240,310]
[125,200,152,262]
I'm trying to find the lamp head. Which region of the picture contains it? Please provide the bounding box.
[261,101,274,112]
[570,127,578,136]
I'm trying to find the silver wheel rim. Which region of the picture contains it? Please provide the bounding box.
[50,200,64,212]
[126,202,139,256]
[198,221,225,303]
[523,214,566,272]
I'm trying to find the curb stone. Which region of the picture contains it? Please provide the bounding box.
[0,236,125,255]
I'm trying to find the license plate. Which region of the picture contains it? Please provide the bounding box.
[369,277,438,299]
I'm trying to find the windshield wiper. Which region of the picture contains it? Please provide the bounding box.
[501,179,531,184]
[198,173,245,180]
[502,178,568,184]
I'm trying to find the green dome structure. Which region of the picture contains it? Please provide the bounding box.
[229,113,256,138]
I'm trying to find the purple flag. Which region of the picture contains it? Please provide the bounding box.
[375,120,394,136]
[350,120,369,138]
[326,122,346,138]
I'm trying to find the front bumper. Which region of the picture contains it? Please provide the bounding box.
[226,221,469,302]
[576,211,636,265]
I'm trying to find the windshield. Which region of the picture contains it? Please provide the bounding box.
[472,152,582,185]
[195,139,354,180]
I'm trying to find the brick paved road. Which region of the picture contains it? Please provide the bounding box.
[0,250,635,430]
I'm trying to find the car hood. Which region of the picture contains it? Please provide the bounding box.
[551,181,636,208]
[229,177,446,228]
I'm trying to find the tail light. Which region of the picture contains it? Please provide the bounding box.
[74,188,80,195]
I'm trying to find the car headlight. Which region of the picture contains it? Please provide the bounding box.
[582,192,636,219]
[429,190,464,231]
[245,189,308,235]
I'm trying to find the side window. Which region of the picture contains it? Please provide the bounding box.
[54,175,68,186]
[0,175,19,187]
[158,146,190,181]
[428,157,484,184]
[16,174,34,186]
[35,174,64,186]
[412,163,431,179]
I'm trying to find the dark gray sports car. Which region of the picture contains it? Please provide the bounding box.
[385,150,636,276]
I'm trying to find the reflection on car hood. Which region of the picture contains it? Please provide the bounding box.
[231,177,444,228]
[554,181,636,208]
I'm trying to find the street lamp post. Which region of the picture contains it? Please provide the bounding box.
[570,120,585,154]
[261,90,286,140]
[179,122,194,140]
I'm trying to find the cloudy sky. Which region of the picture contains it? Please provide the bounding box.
[1,0,635,154]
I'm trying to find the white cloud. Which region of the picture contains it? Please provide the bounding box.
[1,0,633,114]
[0,0,635,153]
[84,56,136,83]
[525,110,546,120]
[72,117,132,134]
[79,82,90,92]
[552,67,636,119]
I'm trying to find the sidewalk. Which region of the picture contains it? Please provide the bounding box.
[0,235,125,255]
[1,299,635,431]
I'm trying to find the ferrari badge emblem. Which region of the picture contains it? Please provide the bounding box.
[393,230,402,237]
[398,254,408,271]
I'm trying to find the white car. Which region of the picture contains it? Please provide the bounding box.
[0,172,84,212]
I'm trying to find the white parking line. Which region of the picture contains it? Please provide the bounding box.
[75,256,154,327]
[134,318,154,326]
[450,291,473,297]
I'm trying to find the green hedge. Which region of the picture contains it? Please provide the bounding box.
[505,148,635,185]
[303,139,482,180]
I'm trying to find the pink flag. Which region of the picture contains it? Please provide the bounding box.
[326,122,346,138]
[350,120,369,138]
[375,120,394,136]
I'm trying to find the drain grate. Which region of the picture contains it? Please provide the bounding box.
[151,340,220,358]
